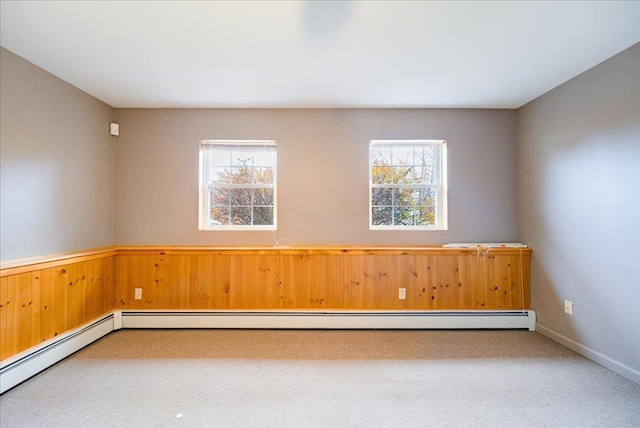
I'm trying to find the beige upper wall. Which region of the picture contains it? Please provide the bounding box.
[113,108,517,246]
[0,46,519,255]
[0,47,115,261]
[517,43,640,380]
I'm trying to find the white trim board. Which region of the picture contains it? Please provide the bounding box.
[0,310,535,394]
[536,323,640,385]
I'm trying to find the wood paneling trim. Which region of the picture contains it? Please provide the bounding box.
[1,246,532,278]
[1,247,117,277]
[115,246,532,256]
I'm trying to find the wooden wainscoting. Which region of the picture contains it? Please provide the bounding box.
[1,246,531,361]
[114,247,531,311]
[0,249,116,361]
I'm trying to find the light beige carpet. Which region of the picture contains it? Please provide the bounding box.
[1,329,639,427]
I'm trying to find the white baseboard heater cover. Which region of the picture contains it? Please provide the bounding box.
[1,309,535,394]
[0,315,114,394]
[120,310,536,331]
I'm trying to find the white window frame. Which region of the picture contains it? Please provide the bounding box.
[369,139,448,231]
[199,140,277,231]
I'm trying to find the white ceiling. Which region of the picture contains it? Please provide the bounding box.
[1,1,639,109]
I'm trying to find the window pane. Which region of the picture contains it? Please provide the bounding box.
[253,207,274,225]
[230,206,252,225]
[414,146,435,167]
[254,167,273,184]
[393,166,421,184]
[371,188,393,206]
[372,206,392,225]
[371,147,392,165]
[230,167,253,184]
[209,188,230,206]
[413,188,436,206]
[389,187,409,205]
[252,151,275,167]
[230,188,252,205]
[209,151,230,167]
[210,206,230,225]
[416,207,436,226]
[372,166,393,184]
[414,166,436,184]
[210,167,232,184]
[415,146,437,184]
[393,206,415,226]
[231,152,253,167]
[392,147,413,166]
[254,188,274,205]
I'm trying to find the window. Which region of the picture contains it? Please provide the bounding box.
[199,140,277,230]
[369,140,447,230]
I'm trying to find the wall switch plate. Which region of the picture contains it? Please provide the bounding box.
[110,122,119,136]
[399,288,406,300]
[564,300,573,315]
[135,288,142,300]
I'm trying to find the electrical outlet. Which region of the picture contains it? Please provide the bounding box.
[135,288,142,300]
[399,288,406,300]
[564,300,573,315]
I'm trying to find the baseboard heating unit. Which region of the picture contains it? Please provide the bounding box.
[0,314,115,394]
[1,309,535,394]
[119,309,536,330]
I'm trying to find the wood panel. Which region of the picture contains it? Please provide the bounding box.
[458,253,484,309]
[0,255,116,361]
[115,254,142,308]
[190,254,230,309]
[113,248,531,311]
[38,268,66,343]
[392,254,431,309]
[115,254,194,309]
[308,255,344,309]
[344,255,392,309]
[457,251,531,310]
[0,275,14,358]
[280,254,310,309]
[230,254,281,309]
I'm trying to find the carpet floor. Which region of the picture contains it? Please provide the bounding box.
[1,329,639,427]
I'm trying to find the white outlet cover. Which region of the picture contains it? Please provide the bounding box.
[399,288,406,300]
[134,288,142,300]
[564,300,573,315]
